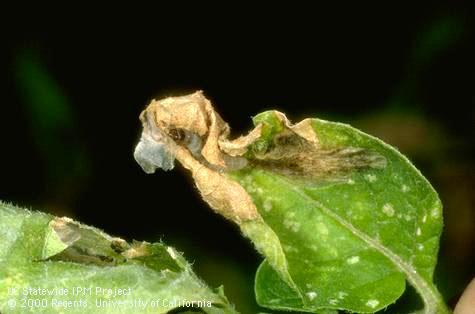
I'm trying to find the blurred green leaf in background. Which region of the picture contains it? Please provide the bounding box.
[14,51,90,216]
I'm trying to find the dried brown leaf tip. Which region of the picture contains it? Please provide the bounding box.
[134,91,260,223]
[134,91,385,222]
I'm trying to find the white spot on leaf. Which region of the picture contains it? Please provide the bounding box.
[316,222,329,236]
[283,212,300,232]
[417,244,424,251]
[416,228,422,236]
[293,222,301,232]
[328,298,338,305]
[306,291,317,301]
[366,299,380,308]
[365,174,377,182]
[422,214,427,223]
[401,184,410,192]
[337,291,348,299]
[382,203,395,217]
[346,256,360,264]
[431,207,440,218]
[263,199,273,212]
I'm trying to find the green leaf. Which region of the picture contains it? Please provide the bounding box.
[0,202,237,314]
[14,52,90,185]
[229,112,449,313]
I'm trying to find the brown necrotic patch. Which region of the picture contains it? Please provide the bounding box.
[250,131,386,180]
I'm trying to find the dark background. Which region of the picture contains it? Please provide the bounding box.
[2,5,474,312]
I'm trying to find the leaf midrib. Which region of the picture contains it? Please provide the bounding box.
[271,175,447,314]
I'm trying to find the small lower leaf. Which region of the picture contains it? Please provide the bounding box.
[0,202,237,314]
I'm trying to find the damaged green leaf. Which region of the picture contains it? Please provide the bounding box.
[134,91,449,314]
[0,202,237,314]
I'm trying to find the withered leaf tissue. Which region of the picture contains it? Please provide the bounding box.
[134,91,384,224]
[134,91,263,223]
